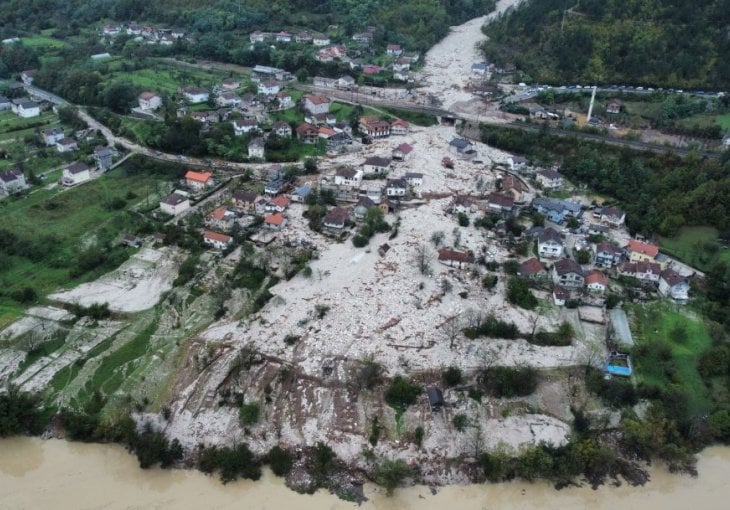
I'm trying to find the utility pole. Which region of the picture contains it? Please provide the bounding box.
[586,85,597,124]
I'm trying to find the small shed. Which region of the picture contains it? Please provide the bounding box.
[426,387,445,412]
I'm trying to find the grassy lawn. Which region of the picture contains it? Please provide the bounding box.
[716,113,730,133]
[21,36,68,49]
[628,302,712,416]
[659,226,730,272]
[0,162,175,325]
[382,106,439,126]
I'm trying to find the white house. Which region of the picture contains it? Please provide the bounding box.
[248,137,265,159]
[302,95,331,115]
[312,33,331,46]
[386,44,402,56]
[12,99,40,118]
[257,80,280,96]
[386,178,408,197]
[203,230,233,250]
[138,91,162,110]
[56,137,79,153]
[334,167,363,187]
[392,143,413,161]
[600,206,626,227]
[62,162,91,186]
[181,87,209,103]
[390,119,410,136]
[42,127,65,146]
[233,118,259,136]
[274,91,293,109]
[216,91,242,108]
[508,155,528,171]
[184,170,214,191]
[0,168,28,194]
[585,271,609,294]
[272,121,292,138]
[404,172,424,188]
[160,192,190,215]
[363,156,391,175]
[659,269,689,301]
[537,228,564,258]
[536,169,563,189]
[552,258,585,288]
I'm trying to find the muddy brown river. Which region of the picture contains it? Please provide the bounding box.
[1,437,729,509]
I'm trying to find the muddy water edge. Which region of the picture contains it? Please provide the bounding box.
[1,437,729,510]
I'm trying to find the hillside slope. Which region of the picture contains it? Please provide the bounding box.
[481,0,730,89]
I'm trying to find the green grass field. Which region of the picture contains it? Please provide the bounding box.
[716,113,730,132]
[629,303,712,416]
[21,36,68,49]
[0,163,175,326]
[659,226,730,272]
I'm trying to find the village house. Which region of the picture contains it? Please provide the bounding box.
[517,257,547,279]
[251,65,292,82]
[353,196,376,222]
[0,95,11,111]
[233,118,259,136]
[588,223,610,236]
[312,33,330,46]
[437,248,475,269]
[552,258,585,288]
[499,174,528,203]
[160,192,190,215]
[448,138,474,156]
[241,93,257,108]
[326,131,352,151]
[626,239,661,265]
[600,206,626,227]
[352,32,373,44]
[334,167,363,187]
[363,156,392,175]
[217,91,242,108]
[337,75,356,89]
[55,137,78,153]
[385,178,408,198]
[264,212,287,230]
[618,261,662,284]
[62,162,91,187]
[390,119,410,136]
[264,195,291,213]
[553,285,570,306]
[20,70,36,85]
[508,155,528,171]
[313,76,337,89]
[138,91,162,110]
[264,175,285,195]
[248,137,265,159]
[258,80,280,96]
[206,207,235,231]
[323,206,350,230]
[393,58,410,73]
[102,24,121,36]
[536,169,564,189]
[585,271,609,294]
[232,190,258,213]
[221,78,240,91]
[486,192,514,215]
[606,99,622,114]
[203,230,233,250]
[12,99,40,118]
[532,197,581,224]
[386,44,403,56]
[274,91,293,109]
[0,168,28,194]
[393,69,411,82]
[392,143,414,161]
[359,116,391,138]
[272,121,292,138]
[181,87,210,104]
[292,184,312,203]
[303,95,331,115]
[594,242,623,268]
[93,146,114,172]
[658,269,690,301]
[42,127,65,146]
[404,172,424,188]
[296,123,319,144]
[304,112,336,126]
[538,228,564,258]
[185,170,214,191]
[249,31,270,43]
[275,31,292,42]
[318,126,336,140]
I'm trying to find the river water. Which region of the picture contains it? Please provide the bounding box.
[1,438,729,509]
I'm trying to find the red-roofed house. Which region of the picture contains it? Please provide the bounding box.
[518,258,547,279]
[303,95,331,115]
[359,116,390,138]
[585,271,609,293]
[264,213,287,230]
[296,123,319,143]
[139,91,161,110]
[486,192,514,214]
[386,44,403,56]
[265,195,291,213]
[438,248,476,269]
[185,170,214,191]
[390,119,410,136]
[392,143,414,161]
[205,207,235,231]
[627,239,660,264]
[203,230,233,250]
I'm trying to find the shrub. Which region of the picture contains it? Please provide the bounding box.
[369,417,381,446]
[452,414,468,432]
[414,426,424,448]
[352,234,369,247]
[457,212,470,227]
[384,376,421,412]
[267,446,293,476]
[480,367,538,398]
[507,277,538,309]
[586,370,638,408]
[11,286,37,304]
[284,334,301,346]
[443,366,463,387]
[375,458,414,496]
[482,274,498,289]
[239,402,260,425]
[311,442,337,481]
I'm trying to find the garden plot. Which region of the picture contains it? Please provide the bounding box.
[50,247,184,313]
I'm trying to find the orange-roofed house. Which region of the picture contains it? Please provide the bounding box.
[264,195,291,213]
[203,230,233,250]
[626,239,663,267]
[205,207,235,231]
[185,170,214,191]
[585,271,609,294]
[390,119,410,136]
[264,212,287,230]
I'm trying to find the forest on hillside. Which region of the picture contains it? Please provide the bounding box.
[482,0,730,89]
[0,0,495,53]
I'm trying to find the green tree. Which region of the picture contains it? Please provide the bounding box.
[375,458,414,496]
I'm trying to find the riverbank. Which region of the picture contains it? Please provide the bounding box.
[1,437,729,510]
